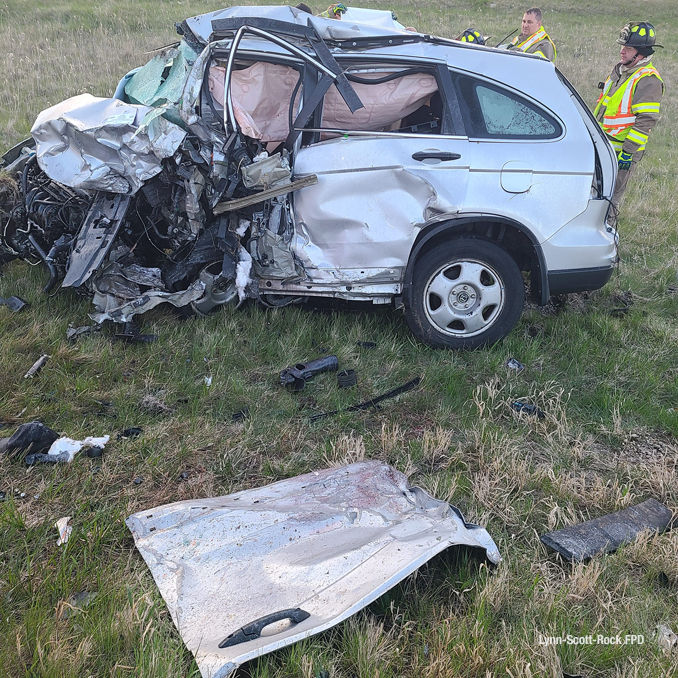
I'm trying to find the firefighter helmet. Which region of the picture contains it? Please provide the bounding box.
[458,29,485,45]
[617,22,663,53]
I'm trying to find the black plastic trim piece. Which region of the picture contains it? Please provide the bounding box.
[547,266,614,295]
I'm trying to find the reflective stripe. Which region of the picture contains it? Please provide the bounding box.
[631,102,660,113]
[510,27,556,58]
[595,64,662,143]
[626,129,648,143]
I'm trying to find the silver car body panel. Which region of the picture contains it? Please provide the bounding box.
[126,461,500,678]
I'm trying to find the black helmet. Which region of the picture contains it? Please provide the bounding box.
[617,22,663,55]
[458,28,485,45]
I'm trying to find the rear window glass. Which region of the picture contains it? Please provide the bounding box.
[456,75,561,139]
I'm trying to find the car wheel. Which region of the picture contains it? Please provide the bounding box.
[405,238,524,349]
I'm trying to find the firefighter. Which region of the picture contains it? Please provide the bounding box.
[509,7,556,61]
[594,22,664,224]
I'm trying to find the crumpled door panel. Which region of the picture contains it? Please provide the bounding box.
[127,461,500,678]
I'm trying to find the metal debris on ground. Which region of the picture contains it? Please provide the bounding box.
[0,295,28,312]
[505,357,525,371]
[55,516,72,546]
[279,355,338,391]
[0,421,59,459]
[510,401,546,419]
[66,325,100,341]
[127,461,500,678]
[24,354,50,379]
[540,498,673,562]
[310,376,421,421]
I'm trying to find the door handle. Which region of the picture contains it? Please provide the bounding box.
[219,608,311,648]
[412,151,461,162]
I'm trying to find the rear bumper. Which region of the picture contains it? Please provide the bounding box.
[547,266,614,294]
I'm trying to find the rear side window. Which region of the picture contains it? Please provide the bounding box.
[455,74,561,139]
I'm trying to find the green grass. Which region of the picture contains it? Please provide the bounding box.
[1,0,678,676]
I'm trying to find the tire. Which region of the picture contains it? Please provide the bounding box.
[405,237,524,349]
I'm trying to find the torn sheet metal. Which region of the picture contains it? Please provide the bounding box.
[127,461,500,678]
[31,94,186,194]
[90,278,205,324]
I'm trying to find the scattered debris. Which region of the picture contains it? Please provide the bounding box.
[114,321,158,343]
[337,369,357,388]
[56,591,98,621]
[55,517,72,546]
[127,461,500,678]
[232,407,249,422]
[0,491,5,500]
[86,446,104,458]
[609,306,630,318]
[510,401,546,419]
[27,434,110,465]
[204,376,213,387]
[356,341,377,349]
[310,377,421,421]
[0,295,28,312]
[540,498,673,562]
[180,472,190,480]
[133,477,143,485]
[66,324,100,341]
[505,357,525,372]
[24,354,50,379]
[118,427,142,440]
[0,421,59,459]
[279,356,338,391]
[657,624,678,654]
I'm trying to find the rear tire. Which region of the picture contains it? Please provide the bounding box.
[405,237,524,349]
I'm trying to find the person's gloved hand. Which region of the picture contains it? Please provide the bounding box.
[618,151,633,171]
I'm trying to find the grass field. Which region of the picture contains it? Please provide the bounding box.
[1,1,677,676]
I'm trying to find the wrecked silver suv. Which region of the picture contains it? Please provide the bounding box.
[0,6,618,348]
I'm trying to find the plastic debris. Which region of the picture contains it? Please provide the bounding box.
[505,357,525,371]
[180,471,190,480]
[337,369,357,388]
[279,355,338,391]
[55,517,72,546]
[510,401,545,418]
[133,477,143,485]
[86,446,104,458]
[310,377,421,421]
[0,295,28,312]
[24,354,50,379]
[356,341,377,349]
[118,427,142,440]
[114,321,158,343]
[204,376,213,387]
[1,421,59,459]
[540,499,673,562]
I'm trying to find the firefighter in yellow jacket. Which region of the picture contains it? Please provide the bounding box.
[594,22,664,224]
[509,8,556,61]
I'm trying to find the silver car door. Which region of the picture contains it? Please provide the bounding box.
[292,62,469,283]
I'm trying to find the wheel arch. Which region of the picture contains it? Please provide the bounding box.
[401,215,549,307]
